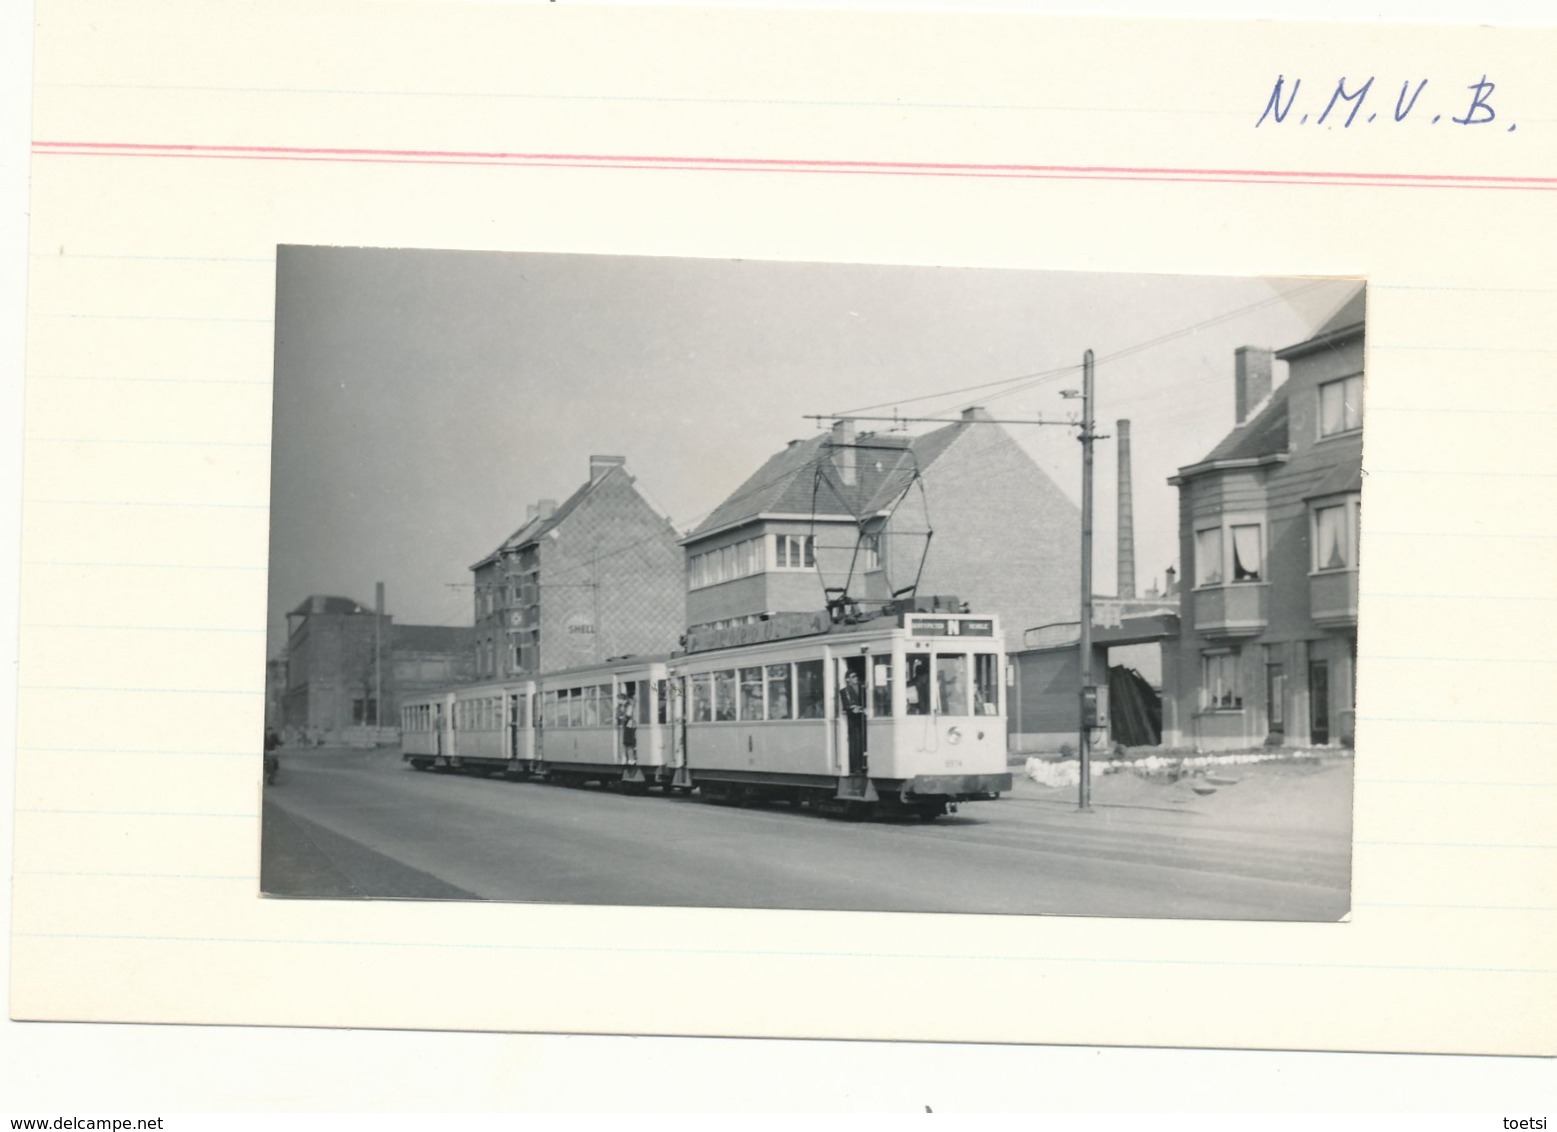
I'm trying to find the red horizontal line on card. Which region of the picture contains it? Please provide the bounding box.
[30,140,1557,191]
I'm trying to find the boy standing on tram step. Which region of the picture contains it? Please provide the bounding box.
[840,669,867,776]
[618,691,638,764]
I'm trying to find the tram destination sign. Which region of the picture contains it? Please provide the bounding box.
[908,616,995,638]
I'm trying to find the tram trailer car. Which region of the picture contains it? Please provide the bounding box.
[400,608,1013,820]
[400,662,674,788]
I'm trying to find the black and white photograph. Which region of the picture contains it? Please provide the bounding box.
[261,249,1362,922]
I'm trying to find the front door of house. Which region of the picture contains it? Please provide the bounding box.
[1309,660,1330,745]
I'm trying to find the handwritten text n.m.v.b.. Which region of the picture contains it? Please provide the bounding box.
[1256,76,1516,132]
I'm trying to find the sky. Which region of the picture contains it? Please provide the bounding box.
[266,249,1359,655]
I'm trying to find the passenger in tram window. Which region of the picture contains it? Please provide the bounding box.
[871,656,893,717]
[739,666,765,721]
[795,659,826,718]
[936,654,968,716]
[839,669,867,775]
[617,690,637,763]
[905,654,931,715]
[714,670,737,721]
[766,664,791,720]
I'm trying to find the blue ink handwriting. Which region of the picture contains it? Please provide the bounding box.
[1256,75,1517,132]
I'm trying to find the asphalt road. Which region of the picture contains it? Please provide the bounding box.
[261,748,1351,921]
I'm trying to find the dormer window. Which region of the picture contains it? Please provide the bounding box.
[1318,374,1363,437]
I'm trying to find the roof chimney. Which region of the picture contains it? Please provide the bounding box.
[1164,564,1178,597]
[961,405,988,421]
[1116,419,1136,600]
[590,454,627,484]
[1235,346,1274,424]
[535,498,557,520]
[831,419,856,486]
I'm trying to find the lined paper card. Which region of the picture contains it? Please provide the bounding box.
[11,0,1555,1057]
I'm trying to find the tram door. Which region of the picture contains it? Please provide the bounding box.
[507,694,522,762]
[838,655,868,775]
[533,691,545,764]
[673,675,689,768]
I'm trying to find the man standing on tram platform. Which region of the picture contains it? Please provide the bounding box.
[618,689,638,765]
[840,668,867,776]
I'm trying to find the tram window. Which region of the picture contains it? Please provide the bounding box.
[541,691,555,728]
[766,664,792,720]
[795,659,826,719]
[691,673,713,722]
[565,688,579,728]
[871,655,893,717]
[583,686,598,727]
[936,653,969,716]
[906,654,930,715]
[975,654,1000,715]
[714,670,737,721]
[598,685,613,726]
[656,679,668,725]
[739,667,765,721]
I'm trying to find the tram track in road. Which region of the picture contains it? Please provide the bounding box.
[265,750,1351,919]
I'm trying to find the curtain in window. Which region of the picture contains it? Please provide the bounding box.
[1231,525,1262,582]
[1316,506,1347,569]
[1320,381,1346,435]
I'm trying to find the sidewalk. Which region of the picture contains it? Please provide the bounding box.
[1011,754,1354,837]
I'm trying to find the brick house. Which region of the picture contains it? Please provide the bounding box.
[682,409,1080,648]
[1165,288,1364,750]
[469,455,685,678]
[281,593,472,744]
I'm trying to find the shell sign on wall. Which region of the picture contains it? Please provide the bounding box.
[564,611,596,643]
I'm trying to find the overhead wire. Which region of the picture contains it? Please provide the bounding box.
[832,278,1343,421]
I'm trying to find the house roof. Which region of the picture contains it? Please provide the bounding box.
[1196,385,1291,466]
[1277,285,1366,361]
[1315,286,1366,337]
[1178,286,1367,480]
[472,464,640,569]
[1303,452,1363,499]
[289,595,370,617]
[687,414,982,541]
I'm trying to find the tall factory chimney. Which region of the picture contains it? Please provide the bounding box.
[1116,419,1136,600]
